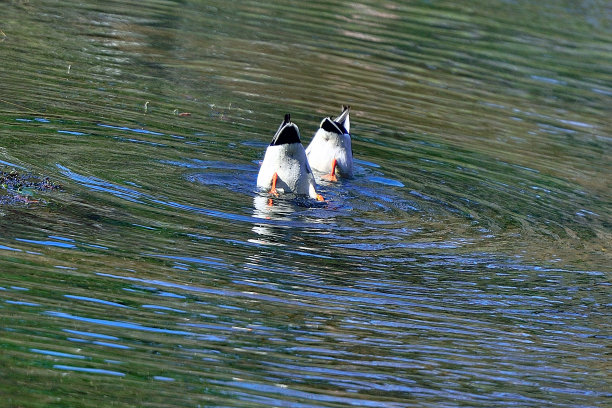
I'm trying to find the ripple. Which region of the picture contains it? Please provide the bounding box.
[63,329,120,340]
[368,176,404,187]
[57,130,88,136]
[97,123,165,136]
[64,295,130,309]
[2,0,610,407]
[45,311,195,336]
[0,244,21,252]
[15,238,77,249]
[30,348,86,360]
[53,365,125,376]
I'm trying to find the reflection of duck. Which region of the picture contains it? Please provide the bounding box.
[252,194,295,220]
[251,195,296,243]
[306,106,353,181]
[257,114,323,201]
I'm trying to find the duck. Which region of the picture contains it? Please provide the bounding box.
[305,105,353,181]
[257,114,324,201]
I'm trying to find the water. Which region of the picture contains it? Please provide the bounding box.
[1,0,610,407]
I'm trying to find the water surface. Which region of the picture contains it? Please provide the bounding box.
[1,0,610,407]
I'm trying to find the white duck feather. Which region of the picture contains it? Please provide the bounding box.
[305,105,353,179]
[257,114,322,200]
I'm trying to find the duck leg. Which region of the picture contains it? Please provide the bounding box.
[269,172,280,196]
[322,159,338,182]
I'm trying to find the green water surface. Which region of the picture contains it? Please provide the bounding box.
[1,0,610,407]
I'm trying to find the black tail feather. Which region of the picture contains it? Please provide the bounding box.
[270,114,301,145]
[321,117,347,135]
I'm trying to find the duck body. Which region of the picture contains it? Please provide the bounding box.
[305,106,353,180]
[257,114,322,200]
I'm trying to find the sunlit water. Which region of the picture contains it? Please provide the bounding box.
[1,0,610,407]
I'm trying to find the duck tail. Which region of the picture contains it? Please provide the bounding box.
[270,114,301,145]
[334,106,350,134]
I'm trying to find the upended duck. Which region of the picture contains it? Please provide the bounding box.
[257,114,324,201]
[305,105,353,181]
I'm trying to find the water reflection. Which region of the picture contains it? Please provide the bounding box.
[251,194,330,248]
[1,0,611,407]
[252,194,312,220]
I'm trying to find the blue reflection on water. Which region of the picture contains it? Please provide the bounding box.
[97,123,165,136]
[30,348,86,359]
[6,300,40,306]
[92,341,131,349]
[153,376,175,381]
[368,176,404,187]
[63,329,119,340]
[0,244,21,252]
[15,117,50,123]
[53,364,125,376]
[64,295,130,308]
[57,130,88,136]
[15,238,77,249]
[46,311,195,336]
[0,159,26,169]
[147,254,226,267]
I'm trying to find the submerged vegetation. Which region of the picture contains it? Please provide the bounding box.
[0,169,62,205]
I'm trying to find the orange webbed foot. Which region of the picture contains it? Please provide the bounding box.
[322,173,337,182]
[269,172,279,196]
[322,159,338,182]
